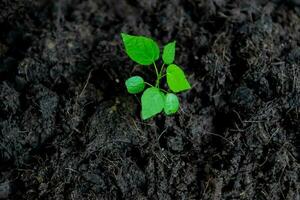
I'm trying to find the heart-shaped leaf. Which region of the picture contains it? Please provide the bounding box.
[141,87,165,120]
[162,41,176,64]
[166,64,191,93]
[121,33,159,65]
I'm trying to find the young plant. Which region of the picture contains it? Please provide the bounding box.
[121,33,191,120]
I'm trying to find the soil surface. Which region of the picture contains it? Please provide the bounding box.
[1,0,300,199]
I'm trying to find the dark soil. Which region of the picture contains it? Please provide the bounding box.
[1,0,300,199]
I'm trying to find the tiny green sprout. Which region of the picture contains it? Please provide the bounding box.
[121,33,191,120]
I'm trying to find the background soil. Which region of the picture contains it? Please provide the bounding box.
[0,0,300,199]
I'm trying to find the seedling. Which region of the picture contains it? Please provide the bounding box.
[121,33,191,120]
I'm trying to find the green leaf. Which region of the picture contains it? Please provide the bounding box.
[164,93,179,115]
[141,87,165,120]
[162,41,176,64]
[125,76,145,94]
[166,64,191,93]
[121,33,160,65]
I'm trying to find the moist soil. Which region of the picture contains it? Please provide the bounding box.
[0,0,300,199]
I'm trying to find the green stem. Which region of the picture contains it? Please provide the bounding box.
[159,63,165,76]
[158,74,166,80]
[157,63,166,87]
[154,62,166,88]
[145,82,155,87]
[153,62,159,87]
[145,81,168,93]
[159,88,168,93]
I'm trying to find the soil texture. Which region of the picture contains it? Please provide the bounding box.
[0,0,300,199]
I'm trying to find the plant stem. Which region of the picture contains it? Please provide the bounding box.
[145,81,168,93]
[153,62,159,86]
[154,62,166,88]
[157,63,166,87]
[144,82,154,87]
[159,63,165,76]
[159,88,168,93]
[158,74,166,80]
